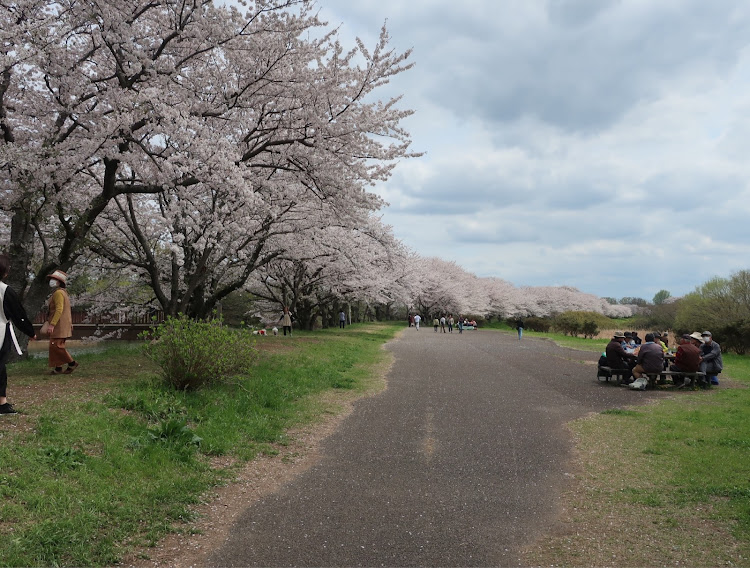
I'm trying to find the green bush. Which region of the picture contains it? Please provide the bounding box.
[143,315,257,390]
[552,311,610,338]
[507,316,551,332]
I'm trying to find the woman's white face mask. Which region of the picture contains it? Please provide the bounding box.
[49,279,58,288]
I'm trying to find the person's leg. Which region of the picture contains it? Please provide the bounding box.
[632,364,645,379]
[0,361,7,406]
[48,339,72,374]
[669,364,685,385]
[0,340,9,405]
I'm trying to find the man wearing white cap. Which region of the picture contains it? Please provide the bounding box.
[700,331,722,386]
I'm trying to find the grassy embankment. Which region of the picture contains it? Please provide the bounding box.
[0,322,401,567]
[486,320,750,565]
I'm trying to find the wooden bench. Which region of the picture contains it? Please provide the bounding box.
[597,367,707,389]
[642,370,707,389]
[597,366,629,385]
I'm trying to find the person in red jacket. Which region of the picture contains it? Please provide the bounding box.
[670,332,703,386]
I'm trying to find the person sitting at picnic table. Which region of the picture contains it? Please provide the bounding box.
[670,332,703,386]
[605,331,637,383]
[622,332,637,353]
[700,330,723,386]
[631,331,642,345]
[654,332,668,352]
[631,333,665,381]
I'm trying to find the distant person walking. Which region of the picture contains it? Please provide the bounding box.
[413,314,421,330]
[515,318,524,340]
[433,317,439,332]
[448,315,454,333]
[44,269,78,375]
[339,310,346,329]
[458,316,463,334]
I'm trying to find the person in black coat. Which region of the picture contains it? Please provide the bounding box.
[605,331,637,383]
[0,254,37,415]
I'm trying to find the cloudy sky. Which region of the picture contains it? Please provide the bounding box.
[315,0,750,301]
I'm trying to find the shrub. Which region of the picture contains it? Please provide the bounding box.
[143,315,257,390]
[510,316,551,332]
[552,311,611,338]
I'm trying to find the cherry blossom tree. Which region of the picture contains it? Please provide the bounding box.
[401,261,632,322]
[245,217,408,329]
[1,0,417,321]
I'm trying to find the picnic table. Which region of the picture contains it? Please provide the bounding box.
[597,365,707,389]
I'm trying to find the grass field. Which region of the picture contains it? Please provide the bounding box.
[0,323,401,567]
[3,320,749,566]
[515,326,750,566]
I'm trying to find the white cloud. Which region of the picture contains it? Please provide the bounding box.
[318,0,750,299]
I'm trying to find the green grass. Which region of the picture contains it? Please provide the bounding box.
[0,322,400,567]
[528,328,750,564]
[483,320,609,352]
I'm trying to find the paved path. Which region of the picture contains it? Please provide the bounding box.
[209,329,661,566]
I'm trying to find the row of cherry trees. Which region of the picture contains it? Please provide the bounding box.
[0,0,416,321]
[403,256,633,322]
[1,0,630,327]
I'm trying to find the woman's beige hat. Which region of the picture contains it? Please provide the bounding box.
[47,269,68,284]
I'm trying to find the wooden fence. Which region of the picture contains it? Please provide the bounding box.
[32,309,165,340]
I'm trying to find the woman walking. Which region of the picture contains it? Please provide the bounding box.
[44,270,78,375]
[0,254,37,414]
[279,306,293,336]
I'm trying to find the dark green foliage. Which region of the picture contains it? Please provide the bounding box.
[652,289,671,305]
[674,270,750,354]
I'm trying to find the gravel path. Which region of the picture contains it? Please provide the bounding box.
[208,329,661,567]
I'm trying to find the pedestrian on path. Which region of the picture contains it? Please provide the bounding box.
[515,318,524,340]
[413,314,421,330]
[339,310,346,329]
